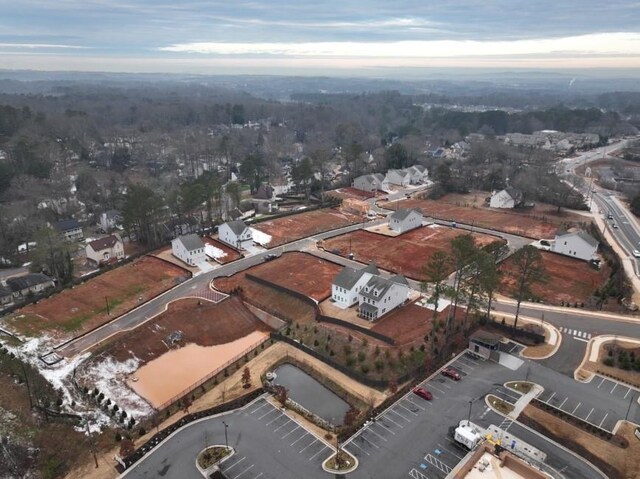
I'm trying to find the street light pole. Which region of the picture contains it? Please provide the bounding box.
[625,394,635,422]
[468,399,473,424]
[223,421,229,448]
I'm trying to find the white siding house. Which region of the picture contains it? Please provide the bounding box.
[358,275,409,321]
[172,234,206,266]
[385,169,411,187]
[218,220,253,249]
[389,208,423,234]
[551,231,599,261]
[489,188,523,209]
[53,219,83,241]
[405,165,428,184]
[99,210,121,232]
[331,263,379,308]
[352,173,386,193]
[85,234,124,266]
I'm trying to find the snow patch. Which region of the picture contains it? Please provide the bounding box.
[251,228,272,246]
[205,244,227,259]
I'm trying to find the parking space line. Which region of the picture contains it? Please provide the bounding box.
[281,425,299,439]
[585,408,594,422]
[397,402,419,416]
[232,464,254,479]
[249,402,269,414]
[254,473,263,479]
[547,392,556,403]
[381,414,404,428]
[625,388,632,399]
[224,456,246,471]
[409,467,429,479]
[258,408,279,420]
[358,434,380,449]
[611,383,618,394]
[388,408,410,422]
[427,384,447,395]
[347,440,370,456]
[458,357,476,368]
[366,426,388,442]
[496,387,519,402]
[273,419,291,432]
[291,432,309,446]
[309,446,328,461]
[266,413,286,426]
[453,362,473,373]
[599,413,609,428]
[372,421,396,435]
[437,443,463,460]
[299,437,319,453]
[572,402,581,415]
[405,398,425,410]
[597,377,606,388]
[558,397,568,408]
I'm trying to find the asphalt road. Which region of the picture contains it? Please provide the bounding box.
[594,192,640,272]
[56,221,380,357]
[494,299,640,374]
[124,352,610,479]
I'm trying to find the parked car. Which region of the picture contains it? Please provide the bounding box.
[633,250,640,258]
[412,387,432,401]
[613,223,619,229]
[264,253,279,261]
[442,367,461,381]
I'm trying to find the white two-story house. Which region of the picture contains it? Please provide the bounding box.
[218,220,253,249]
[331,263,379,308]
[385,169,411,188]
[172,234,206,266]
[358,274,409,321]
[551,230,599,261]
[389,208,423,234]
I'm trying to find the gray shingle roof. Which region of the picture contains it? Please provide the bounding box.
[7,273,53,292]
[177,233,205,251]
[556,230,599,248]
[360,276,394,301]
[226,220,248,236]
[54,218,81,232]
[333,263,379,290]
[0,285,12,298]
[390,208,421,222]
[390,275,408,285]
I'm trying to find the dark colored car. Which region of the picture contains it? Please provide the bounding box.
[412,386,433,400]
[442,367,461,381]
[264,253,279,261]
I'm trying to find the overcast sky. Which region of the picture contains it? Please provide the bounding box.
[1,0,639,75]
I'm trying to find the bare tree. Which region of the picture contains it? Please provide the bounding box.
[511,246,546,329]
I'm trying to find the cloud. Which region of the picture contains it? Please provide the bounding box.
[0,43,88,49]
[159,32,640,58]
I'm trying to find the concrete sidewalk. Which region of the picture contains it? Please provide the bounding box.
[509,383,544,420]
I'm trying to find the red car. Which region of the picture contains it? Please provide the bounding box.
[412,387,433,400]
[442,367,461,381]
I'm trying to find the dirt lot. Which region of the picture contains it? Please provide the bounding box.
[215,252,341,301]
[499,251,610,305]
[371,303,432,346]
[252,208,362,247]
[381,192,588,239]
[92,296,268,366]
[326,187,375,201]
[521,404,640,479]
[322,226,504,280]
[204,237,243,264]
[6,256,188,337]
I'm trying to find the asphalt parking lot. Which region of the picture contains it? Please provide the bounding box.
[536,374,638,433]
[344,352,485,479]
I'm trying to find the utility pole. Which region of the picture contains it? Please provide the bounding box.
[85,418,99,468]
[19,362,33,409]
[223,421,229,448]
[625,394,635,422]
[105,296,110,316]
[468,399,473,423]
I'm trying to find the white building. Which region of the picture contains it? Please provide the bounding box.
[405,165,428,184]
[85,234,124,266]
[171,234,206,266]
[218,220,253,249]
[389,208,423,234]
[53,218,83,241]
[331,263,379,308]
[385,169,411,187]
[489,188,523,209]
[551,231,599,261]
[99,210,121,232]
[352,173,386,193]
[358,274,409,321]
